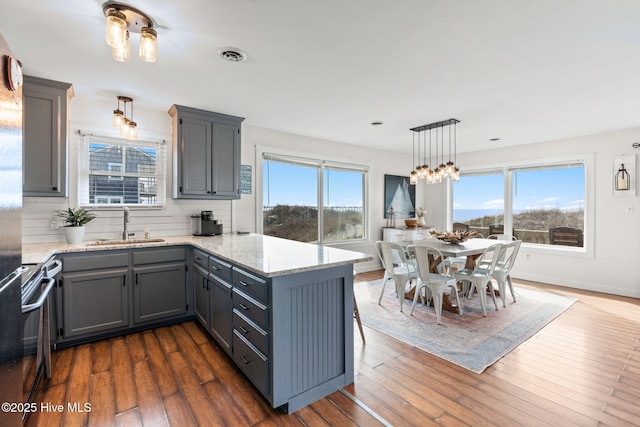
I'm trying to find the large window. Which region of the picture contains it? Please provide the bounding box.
[454,160,587,248]
[262,153,367,244]
[78,135,165,207]
[453,170,504,229]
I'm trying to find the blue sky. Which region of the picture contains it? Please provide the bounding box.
[263,161,363,207]
[263,161,585,214]
[453,166,585,212]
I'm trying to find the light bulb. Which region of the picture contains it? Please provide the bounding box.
[139,27,157,62]
[106,10,127,49]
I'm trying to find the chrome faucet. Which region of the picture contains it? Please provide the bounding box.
[122,207,134,240]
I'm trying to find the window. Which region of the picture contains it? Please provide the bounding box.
[262,153,367,244]
[453,170,504,229]
[511,164,585,246]
[453,159,588,249]
[78,135,165,207]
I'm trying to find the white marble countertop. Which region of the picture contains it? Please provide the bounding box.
[22,233,373,278]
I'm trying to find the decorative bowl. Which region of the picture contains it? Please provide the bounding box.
[405,219,418,228]
[430,230,478,243]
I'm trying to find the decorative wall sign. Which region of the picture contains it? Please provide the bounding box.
[612,155,635,197]
[240,164,252,194]
[384,174,416,219]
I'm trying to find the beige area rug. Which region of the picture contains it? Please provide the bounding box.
[354,279,577,374]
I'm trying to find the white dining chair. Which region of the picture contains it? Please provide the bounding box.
[375,241,418,312]
[492,240,521,307]
[454,243,503,316]
[407,244,462,324]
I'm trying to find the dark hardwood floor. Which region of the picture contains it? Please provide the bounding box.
[28,270,640,426]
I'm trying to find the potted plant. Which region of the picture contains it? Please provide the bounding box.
[57,207,96,244]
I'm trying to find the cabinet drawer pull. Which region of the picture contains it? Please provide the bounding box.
[123,275,126,286]
[239,326,249,334]
[238,303,249,311]
[238,280,250,287]
[135,273,139,285]
[211,266,219,271]
[240,355,251,365]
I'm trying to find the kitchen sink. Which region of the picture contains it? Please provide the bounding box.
[85,238,166,246]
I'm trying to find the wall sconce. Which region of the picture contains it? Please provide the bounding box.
[104,2,157,63]
[615,164,630,191]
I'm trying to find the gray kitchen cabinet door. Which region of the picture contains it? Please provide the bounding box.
[22,75,73,197]
[60,268,129,338]
[193,263,210,328]
[209,274,233,355]
[169,104,244,200]
[179,114,212,197]
[132,262,187,324]
[211,121,241,197]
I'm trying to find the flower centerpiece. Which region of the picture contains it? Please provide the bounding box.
[57,207,96,244]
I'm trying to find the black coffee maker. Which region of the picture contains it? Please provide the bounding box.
[192,211,223,236]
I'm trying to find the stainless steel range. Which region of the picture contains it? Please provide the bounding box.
[20,259,60,423]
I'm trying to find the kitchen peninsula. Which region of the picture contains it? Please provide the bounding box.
[23,233,372,413]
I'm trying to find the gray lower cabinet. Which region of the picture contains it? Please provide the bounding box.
[192,249,233,356]
[22,75,73,197]
[58,252,130,339]
[193,263,210,327]
[54,247,187,344]
[132,247,187,324]
[132,262,187,323]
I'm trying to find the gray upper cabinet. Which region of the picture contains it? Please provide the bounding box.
[169,104,244,199]
[22,75,74,197]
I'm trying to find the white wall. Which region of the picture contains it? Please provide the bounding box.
[420,129,639,298]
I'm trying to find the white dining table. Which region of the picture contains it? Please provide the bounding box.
[405,238,502,269]
[401,238,504,313]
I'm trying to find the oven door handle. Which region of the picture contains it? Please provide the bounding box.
[44,259,62,278]
[21,278,55,314]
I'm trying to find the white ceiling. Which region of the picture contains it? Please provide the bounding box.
[3,0,640,155]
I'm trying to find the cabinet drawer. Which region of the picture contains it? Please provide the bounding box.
[233,309,268,356]
[133,247,185,265]
[210,256,232,282]
[233,289,268,331]
[232,267,268,303]
[192,249,209,269]
[233,331,269,396]
[62,252,129,272]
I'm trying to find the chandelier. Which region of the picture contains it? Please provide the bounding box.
[409,119,460,185]
[112,96,138,140]
[104,2,157,63]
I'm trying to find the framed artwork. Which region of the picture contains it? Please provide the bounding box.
[612,154,636,197]
[384,174,416,218]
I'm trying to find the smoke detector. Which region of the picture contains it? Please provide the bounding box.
[217,47,247,62]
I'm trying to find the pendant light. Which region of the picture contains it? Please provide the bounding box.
[112,96,138,141]
[409,118,460,184]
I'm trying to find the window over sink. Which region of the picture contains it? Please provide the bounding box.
[78,135,166,208]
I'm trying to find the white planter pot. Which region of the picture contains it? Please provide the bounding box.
[64,226,86,244]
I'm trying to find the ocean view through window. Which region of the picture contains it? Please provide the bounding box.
[454,162,586,247]
[262,153,367,244]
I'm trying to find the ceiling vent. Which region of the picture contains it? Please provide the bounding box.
[217,47,247,62]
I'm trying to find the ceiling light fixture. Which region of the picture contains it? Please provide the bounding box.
[409,118,460,184]
[113,96,137,140]
[104,2,157,63]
